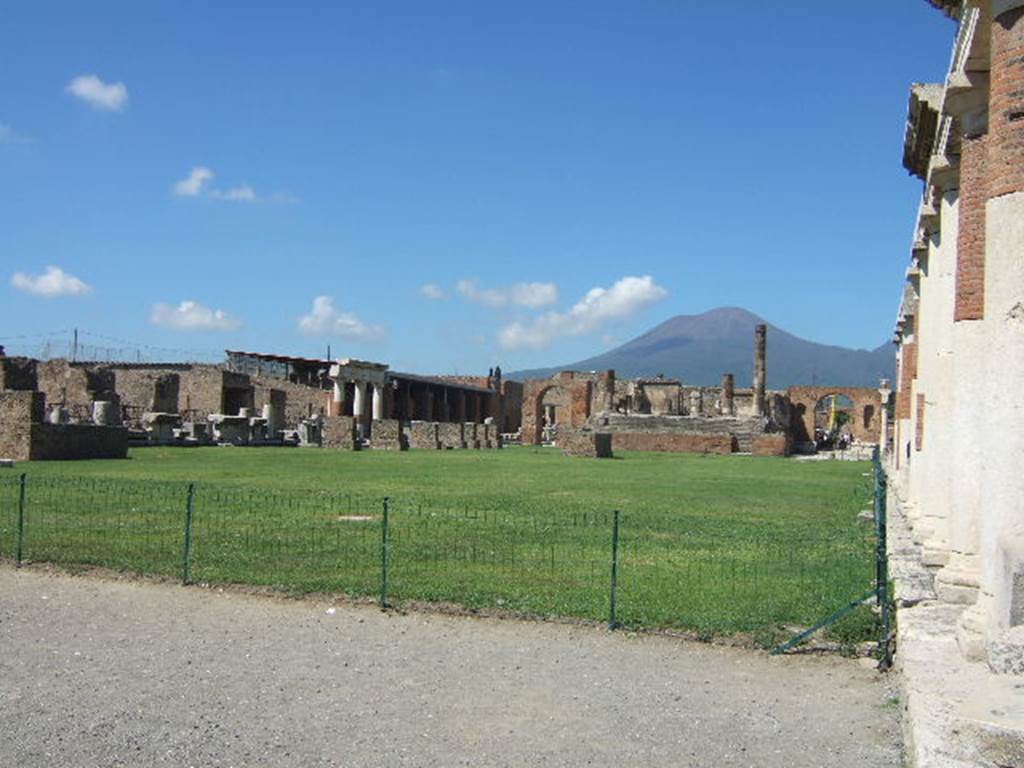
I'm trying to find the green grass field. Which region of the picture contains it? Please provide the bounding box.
[0,446,879,645]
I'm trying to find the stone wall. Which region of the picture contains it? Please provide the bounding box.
[0,357,38,391]
[371,419,406,450]
[322,416,357,450]
[36,360,117,421]
[610,432,735,454]
[438,422,465,449]
[0,391,44,460]
[0,390,127,461]
[27,423,128,460]
[559,429,613,458]
[409,422,440,450]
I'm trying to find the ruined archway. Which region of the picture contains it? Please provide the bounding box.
[521,374,595,445]
[786,386,883,447]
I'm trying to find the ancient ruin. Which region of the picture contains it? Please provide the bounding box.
[520,325,882,457]
[888,1,1024,762]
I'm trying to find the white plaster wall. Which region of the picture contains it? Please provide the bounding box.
[916,191,958,566]
[976,190,1024,661]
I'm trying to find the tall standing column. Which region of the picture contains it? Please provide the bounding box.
[372,384,384,420]
[720,374,735,416]
[753,324,767,417]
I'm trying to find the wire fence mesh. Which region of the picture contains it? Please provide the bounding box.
[0,475,880,641]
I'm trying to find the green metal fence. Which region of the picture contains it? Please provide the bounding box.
[0,473,886,649]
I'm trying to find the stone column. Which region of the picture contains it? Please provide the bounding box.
[372,384,384,420]
[753,324,767,417]
[720,374,735,416]
[456,390,467,422]
[352,381,366,419]
[330,380,345,418]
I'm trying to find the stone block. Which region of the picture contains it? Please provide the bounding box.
[371,419,406,451]
[322,416,358,450]
[438,422,465,449]
[409,422,440,450]
[463,422,480,449]
[559,429,613,458]
[609,431,735,454]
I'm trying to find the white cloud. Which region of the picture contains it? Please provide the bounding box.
[173,166,214,197]
[455,279,558,309]
[0,123,31,145]
[173,167,294,203]
[297,296,385,341]
[150,300,242,331]
[11,266,92,297]
[211,185,257,202]
[498,275,667,350]
[420,283,446,300]
[66,74,128,111]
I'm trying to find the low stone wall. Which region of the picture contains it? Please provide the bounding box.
[559,429,613,458]
[28,424,128,460]
[409,422,440,450]
[438,423,465,450]
[751,434,791,457]
[609,432,735,454]
[0,391,42,460]
[463,422,480,449]
[371,419,406,451]
[322,416,358,450]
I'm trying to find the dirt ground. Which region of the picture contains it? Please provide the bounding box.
[0,566,902,767]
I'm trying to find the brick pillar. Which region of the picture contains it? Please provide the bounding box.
[720,373,735,416]
[955,134,989,321]
[752,324,767,416]
[915,393,926,452]
[989,3,1024,200]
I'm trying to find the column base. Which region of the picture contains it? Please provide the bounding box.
[957,602,989,662]
[935,555,981,605]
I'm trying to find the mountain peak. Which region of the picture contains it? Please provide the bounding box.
[508,306,894,388]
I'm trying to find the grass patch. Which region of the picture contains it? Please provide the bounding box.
[0,446,877,640]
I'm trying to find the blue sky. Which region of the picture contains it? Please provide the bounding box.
[1,1,953,374]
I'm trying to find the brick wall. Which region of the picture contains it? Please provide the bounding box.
[609,432,735,454]
[989,6,1024,199]
[751,434,791,457]
[955,134,988,321]
[896,341,918,420]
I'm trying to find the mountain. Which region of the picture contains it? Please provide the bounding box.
[507,307,895,389]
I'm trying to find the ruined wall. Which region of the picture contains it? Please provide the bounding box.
[610,432,735,454]
[438,422,465,449]
[0,391,45,460]
[322,416,357,450]
[501,380,523,432]
[371,419,406,450]
[409,422,440,450]
[0,357,38,391]
[559,429,613,458]
[36,361,116,421]
[521,372,598,445]
[786,386,882,445]
[751,434,791,457]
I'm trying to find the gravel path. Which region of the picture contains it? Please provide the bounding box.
[0,567,902,767]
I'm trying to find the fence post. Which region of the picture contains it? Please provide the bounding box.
[182,483,195,585]
[874,452,891,667]
[380,497,390,608]
[15,473,26,567]
[609,510,620,630]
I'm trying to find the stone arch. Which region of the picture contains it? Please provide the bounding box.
[785,386,883,446]
[521,375,594,445]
